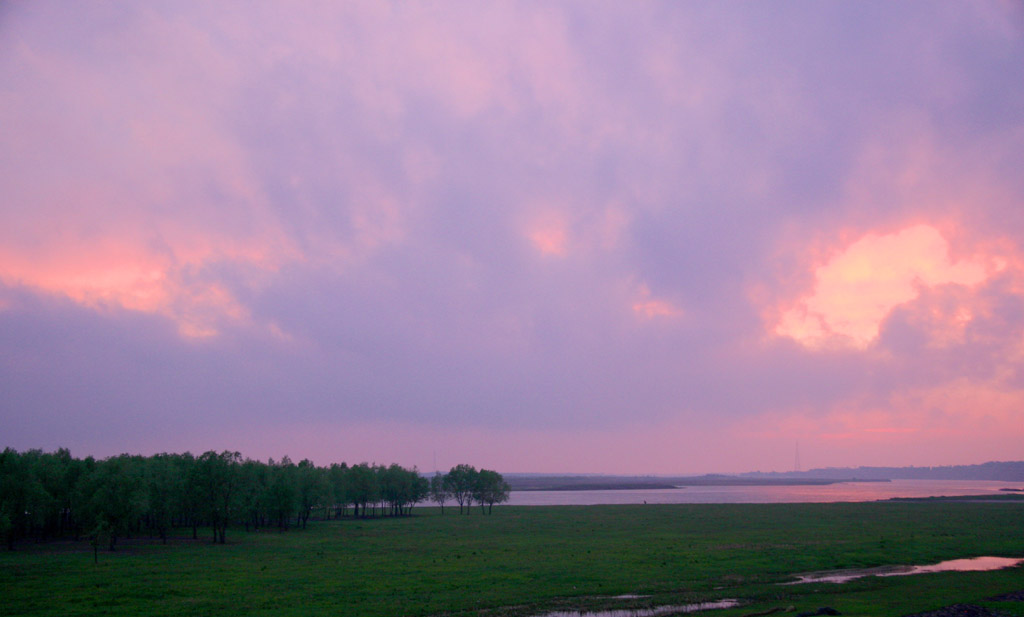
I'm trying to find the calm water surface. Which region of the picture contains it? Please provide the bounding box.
[788,556,1024,584]
[507,479,1024,506]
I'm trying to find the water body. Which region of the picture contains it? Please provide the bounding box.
[787,556,1024,584]
[535,599,739,617]
[507,479,1024,506]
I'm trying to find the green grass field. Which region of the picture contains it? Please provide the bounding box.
[2,502,1023,617]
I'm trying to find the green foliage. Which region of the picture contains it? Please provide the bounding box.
[0,449,491,549]
[193,451,242,543]
[429,472,450,513]
[472,468,510,514]
[445,463,478,514]
[83,454,148,550]
[347,462,379,517]
[0,507,11,545]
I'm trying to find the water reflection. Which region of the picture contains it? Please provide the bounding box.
[535,599,739,617]
[899,556,1023,574]
[508,480,1024,506]
[788,556,1023,584]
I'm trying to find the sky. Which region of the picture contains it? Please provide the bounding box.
[2,1,1023,475]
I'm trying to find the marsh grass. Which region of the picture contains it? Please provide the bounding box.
[2,502,1022,616]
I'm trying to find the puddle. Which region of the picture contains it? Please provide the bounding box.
[897,556,1024,575]
[787,556,1024,584]
[535,599,739,617]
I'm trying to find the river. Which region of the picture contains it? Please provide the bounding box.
[505,479,1024,506]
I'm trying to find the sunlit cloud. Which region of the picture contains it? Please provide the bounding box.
[633,299,682,320]
[631,284,683,320]
[524,204,632,260]
[527,212,570,257]
[776,225,992,348]
[0,234,288,338]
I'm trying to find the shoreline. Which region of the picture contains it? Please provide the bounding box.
[510,477,893,492]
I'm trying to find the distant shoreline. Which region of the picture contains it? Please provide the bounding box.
[886,492,1024,503]
[511,477,892,492]
[515,482,678,491]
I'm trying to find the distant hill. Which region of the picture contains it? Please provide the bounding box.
[740,461,1024,482]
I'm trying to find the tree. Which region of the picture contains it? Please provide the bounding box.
[430,472,450,514]
[445,464,478,514]
[236,459,268,531]
[195,451,241,543]
[0,447,507,551]
[0,508,10,551]
[266,457,297,529]
[380,464,406,516]
[472,469,510,514]
[34,449,74,540]
[90,520,111,564]
[348,463,379,518]
[0,448,32,549]
[145,454,180,544]
[408,470,429,515]
[381,465,428,516]
[295,459,327,529]
[328,463,349,518]
[85,455,148,550]
[177,453,203,539]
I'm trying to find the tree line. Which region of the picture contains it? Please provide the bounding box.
[0,448,510,551]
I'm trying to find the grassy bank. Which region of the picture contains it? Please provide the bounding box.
[2,502,1023,617]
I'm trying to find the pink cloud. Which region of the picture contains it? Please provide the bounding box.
[775,225,994,348]
[527,213,570,257]
[631,283,683,320]
[0,238,267,338]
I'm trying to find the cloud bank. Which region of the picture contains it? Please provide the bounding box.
[2,1,1023,473]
